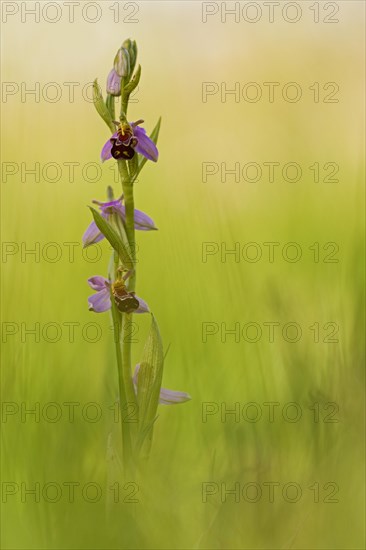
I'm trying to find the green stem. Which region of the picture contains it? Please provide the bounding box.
[122,97,129,118]
[116,159,138,448]
[122,312,134,384]
[110,299,132,474]
[110,219,136,468]
[121,77,129,119]
[106,94,115,121]
[120,311,138,408]
[118,160,136,291]
[111,214,137,413]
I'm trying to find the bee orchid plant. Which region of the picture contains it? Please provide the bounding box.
[87,39,190,472]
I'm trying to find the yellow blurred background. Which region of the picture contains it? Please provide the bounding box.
[1,1,365,548]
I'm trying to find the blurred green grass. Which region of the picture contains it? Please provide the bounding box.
[1,2,365,548]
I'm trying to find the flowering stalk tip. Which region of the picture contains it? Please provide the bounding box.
[86,38,189,469]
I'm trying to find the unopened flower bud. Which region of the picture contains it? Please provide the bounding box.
[114,47,130,78]
[106,68,121,96]
[123,38,137,74]
[122,38,132,50]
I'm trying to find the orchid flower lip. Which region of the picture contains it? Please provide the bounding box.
[87,275,149,314]
[101,119,158,163]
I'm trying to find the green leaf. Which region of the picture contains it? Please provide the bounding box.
[150,116,162,144]
[136,315,164,453]
[105,94,115,121]
[122,39,137,76]
[88,207,134,269]
[92,79,115,133]
[124,64,141,95]
[133,117,162,182]
[127,154,139,181]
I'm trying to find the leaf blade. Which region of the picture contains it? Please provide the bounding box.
[133,117,162,182]
[135,315,164,453]
[92,79,115,133]
[89,207,134,270]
